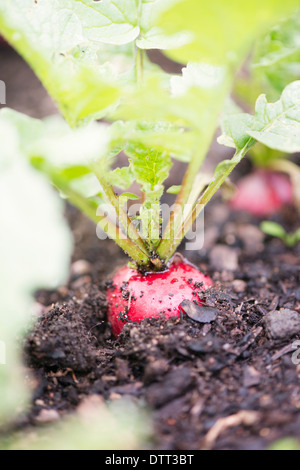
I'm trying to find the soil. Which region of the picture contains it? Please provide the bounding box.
[2,47,300,451]
[22,201,300,451]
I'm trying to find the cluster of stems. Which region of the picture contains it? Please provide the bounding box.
[61,38,254,271]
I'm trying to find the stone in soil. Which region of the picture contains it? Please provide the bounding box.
[264,309,300,340]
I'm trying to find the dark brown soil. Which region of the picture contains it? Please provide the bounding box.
[22,201,300,451]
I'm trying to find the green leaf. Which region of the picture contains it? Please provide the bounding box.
[0,0,122,126]
[125,142,172,248]
[1,398,149,450]
[0,115,72,425]
[0,109,114,199]
[0,117,72,298]
[0,0,193,125]
[158,0,300,65]
[171,62,227,95]
[136,0,192,50]
[167,185,182,194]
[119,192,140,203]
[248,81,300,153]
[106,166,135,190]
[260,221,287,239]
[260,221,300,247]
[213,160,236,179]
[32,117,112,169]
[69,173,102,199]
[68,0,181,47]
[294,228,300,244]
[270,438,300,451]
[136,26,191,50]
[113,63,230,131]
[70,0,140,45]
[218,113,255,150]
[253,10,300,97]
[125,143,172,191]
[111,120,197,163]
[219,81,300,154]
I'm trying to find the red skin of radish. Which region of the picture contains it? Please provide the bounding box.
[230,170,293,217]
[107,258,213,337]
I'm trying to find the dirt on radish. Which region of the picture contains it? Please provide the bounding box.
[107,257,213,337]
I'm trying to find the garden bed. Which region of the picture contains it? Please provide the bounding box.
[1,29,300,451]
[23,202,300,450]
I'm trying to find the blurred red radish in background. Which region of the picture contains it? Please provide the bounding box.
[230,170,293,217]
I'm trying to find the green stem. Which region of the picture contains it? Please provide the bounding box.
[156,134,216,259]
[140,197,162,251]
[135,0,144,86]
[156,65,238,261]
[93,167,150,257]
[159,139,254,261]
[266,158,300,176]
[52,176,150,267]
[266,158,300,210]
[135,46,144,85]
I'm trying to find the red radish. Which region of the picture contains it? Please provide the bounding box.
[230,170,293,217]
[107,256,213,337]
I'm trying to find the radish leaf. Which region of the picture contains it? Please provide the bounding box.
[0,114,72,424]
[0,0,187,125]
[125,143,172,191]
[158,0,300,65]
[254,10,300,97]
[249,81,300,153]
[106,167,135,190]
[125,143,172,247]
[219,81,300,153]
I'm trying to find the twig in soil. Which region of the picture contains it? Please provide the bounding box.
[88,322,105,336]
[203,411,260,449]
[225,326,263,358]
[269,296,280,311]
[271,343,299,362]
[256,305,268,316]
[47,368,78,384]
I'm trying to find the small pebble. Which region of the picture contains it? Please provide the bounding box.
[181,301,218,324]
[70,260,92,280]
[232,280,247,293]
[109,393,122,401]
[71,275,92,290]
[144,358,169,382]
[264,309,300,340]
[237,224,264,254]
[34,409,60,424]
[57,286,69,298]
[243,366,261,388]
[209,245,239,271]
